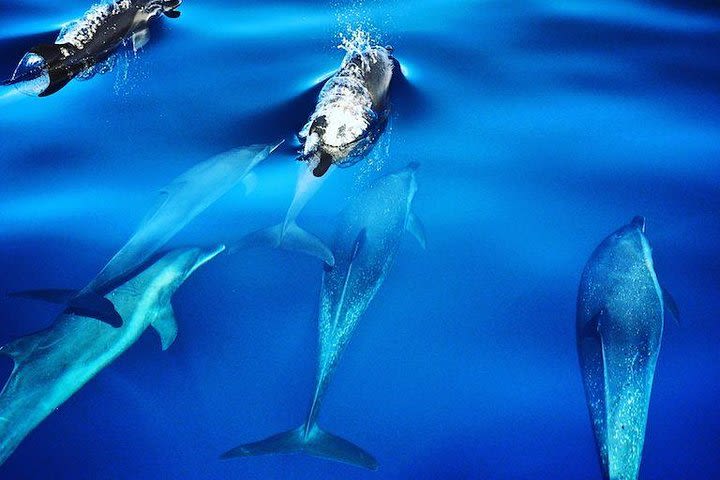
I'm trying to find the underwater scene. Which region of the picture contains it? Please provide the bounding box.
[0,0,718,478]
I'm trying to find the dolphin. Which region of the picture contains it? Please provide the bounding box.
[232,44,396,264]
[0,244,224,467]
[2,0,182,96]
[576,216,679,480]
[222,163,426,470]
[299,45,394,178]
[11,142,276,326]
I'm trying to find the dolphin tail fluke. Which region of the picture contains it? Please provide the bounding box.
[230,221,334,266]
[8,289,123,327]
[221,424,378,470]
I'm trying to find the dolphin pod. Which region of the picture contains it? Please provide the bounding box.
[577,216,678,480]
[222,163,425,470]
[0,4,683,478]
[2,0,182,96]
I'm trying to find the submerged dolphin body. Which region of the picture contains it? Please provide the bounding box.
[0,245,224,467]
[2,0,182,96]
[223,163,425,470]
[12,143,275,325]
[577,216,678,480]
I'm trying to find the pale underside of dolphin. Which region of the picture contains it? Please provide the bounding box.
[576,216,678,480]
[11,142,278,326]
[223,163,425,470]
[0,245,224,467]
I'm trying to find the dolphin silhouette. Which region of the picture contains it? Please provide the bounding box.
[577,216,679,480]
[222,163,425,470]
[0,244,224,467]
[2,0,182,96]
[11,142,277,326]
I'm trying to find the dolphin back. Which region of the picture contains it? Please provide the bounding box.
[577,219,664,480]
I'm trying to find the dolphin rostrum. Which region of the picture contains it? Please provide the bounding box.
[11,142,277,326]
[0,244,224,467]
[577,216,678,480]
[223,163,426,470]
[2,0,182,96]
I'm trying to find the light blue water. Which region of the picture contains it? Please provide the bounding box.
[0,1,718,478]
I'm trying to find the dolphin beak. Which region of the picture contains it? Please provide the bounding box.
[196,244,226,268]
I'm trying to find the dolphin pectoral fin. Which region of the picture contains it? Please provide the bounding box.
[231,221,335,266]
[151,304,178,351]
[406,212,426,250]
[312,153,333,177]
[221,424,378,470]
[164,9,181,18]
[8,288,79,305]
[661,286,680,325]
[131,27,150,52]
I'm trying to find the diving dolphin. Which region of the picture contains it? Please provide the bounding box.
[577,216,678,480]
[11,143,276,326]
[299,44,394,177]
[223,163,426,470]
[0,244,224,467]
[2,0,182,96]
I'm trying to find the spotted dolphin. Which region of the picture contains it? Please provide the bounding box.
[2,0,182,96]
[0,244,224,467]
[576,216,678,480]
[223,163,425,470]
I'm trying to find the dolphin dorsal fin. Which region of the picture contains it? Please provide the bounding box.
[151,303,178,351]
[406,212,426,249]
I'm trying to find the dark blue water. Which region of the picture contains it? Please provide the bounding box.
[1,1,719,478]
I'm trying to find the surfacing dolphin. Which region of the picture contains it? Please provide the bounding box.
[222,163,425,470]
[299,43,394,177]
[11,142,277,326]
[0,244,224,467]
[577,216,678,480]
[233,41,396,265]
[2,0,182,96]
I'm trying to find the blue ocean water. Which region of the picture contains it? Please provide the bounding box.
[0,0,719,478]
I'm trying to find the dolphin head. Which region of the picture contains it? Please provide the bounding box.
[141,245,225,291]
[602,216,651,264]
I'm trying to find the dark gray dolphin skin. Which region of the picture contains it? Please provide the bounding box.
[10,143,275,327]
[577,216,678,480]
[2,0,182,96]
[0,244,224,467]
[223,163,425,470]
[298,45,395,177]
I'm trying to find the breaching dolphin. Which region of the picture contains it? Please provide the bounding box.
[11,142,277,326]
[299,44,395,178]
[576,216,678,480]
[222,163,425,470]
[0,244,224,467]
[2,0,182,96]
